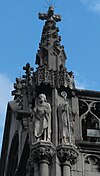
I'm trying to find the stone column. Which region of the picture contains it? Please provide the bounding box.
[39,160,49,176]
[52,89,58,146]
[26,141,55,176]
[57,144,79,176]
[63,162,71,176]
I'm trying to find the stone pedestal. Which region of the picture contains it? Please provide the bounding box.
[26,141,55,176]
[57,144,79,176]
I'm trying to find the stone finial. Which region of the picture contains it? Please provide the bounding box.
[23,63,33,86]
[38,6,61,22]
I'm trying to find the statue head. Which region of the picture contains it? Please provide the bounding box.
[38,93,47,104]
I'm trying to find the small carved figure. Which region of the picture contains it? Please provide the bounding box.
[33,94,51,141]
[67,72,75,89]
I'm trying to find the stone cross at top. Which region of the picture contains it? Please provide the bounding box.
[38,6,61,22]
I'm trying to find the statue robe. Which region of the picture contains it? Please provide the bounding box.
[34,102,51,139]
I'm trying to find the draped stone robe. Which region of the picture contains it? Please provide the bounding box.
[33,101,51,141]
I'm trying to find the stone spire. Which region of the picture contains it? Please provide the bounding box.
[36,6,67,71]
[9,6,78,176]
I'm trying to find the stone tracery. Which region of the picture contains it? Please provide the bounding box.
[79,100,100,142]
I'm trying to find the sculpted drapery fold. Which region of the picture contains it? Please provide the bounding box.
[58,94,75,145]
[32,94,51,142]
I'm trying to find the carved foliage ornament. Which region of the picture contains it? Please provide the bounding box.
[57,145,79,165]
[26,142,55,176]
[30,141,55,163]
[31,145,55,163]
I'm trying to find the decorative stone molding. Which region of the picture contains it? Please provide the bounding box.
[35,65,54,87]
[85,155,100,165]
[34,65,75,89]
[30,141,55,164]
[57,144,79,165]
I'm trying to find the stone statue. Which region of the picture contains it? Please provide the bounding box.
[59,92,75,145]
[61,105,70,144]
[33,94,51,141]
[67,71,75,89]
[61,102,75,145]
[62,103,71,144]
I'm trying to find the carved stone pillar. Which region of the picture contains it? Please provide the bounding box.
[26,141,55,176]
[57,144,79,176]
[63,162,71,176]
[39,160,49,176]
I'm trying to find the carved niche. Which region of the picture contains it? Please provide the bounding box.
[79,100,100,142]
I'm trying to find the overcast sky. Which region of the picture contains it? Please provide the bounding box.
[0,0,100,151]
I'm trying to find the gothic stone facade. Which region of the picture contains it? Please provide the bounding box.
[1,7,100,176]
